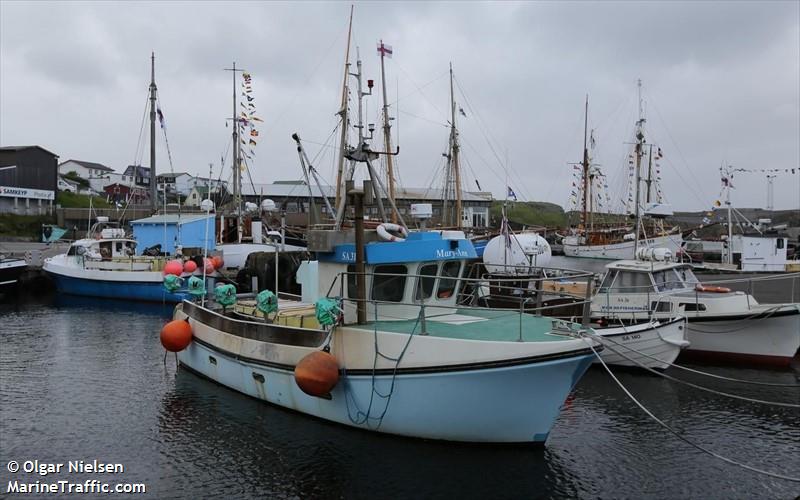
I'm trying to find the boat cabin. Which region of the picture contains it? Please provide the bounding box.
[298,231,477,322]
[592,259,750,320]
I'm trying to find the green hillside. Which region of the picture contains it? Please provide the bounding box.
[490,201,566,228]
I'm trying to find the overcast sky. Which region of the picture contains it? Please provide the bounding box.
[1,1,798,211]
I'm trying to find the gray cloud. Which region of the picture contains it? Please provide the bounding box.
[1,0,797,211]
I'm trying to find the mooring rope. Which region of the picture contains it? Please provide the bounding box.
[595,330,800,388]
[581,338,800,483]
[583,332,799,408]
[686,305,789,334]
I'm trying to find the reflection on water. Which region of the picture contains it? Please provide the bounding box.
[1,303,798,499]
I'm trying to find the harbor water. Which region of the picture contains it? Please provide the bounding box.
[1,293,798,499]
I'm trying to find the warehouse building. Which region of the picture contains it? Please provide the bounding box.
[0,145,59,215]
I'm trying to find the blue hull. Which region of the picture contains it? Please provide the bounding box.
[48,273,190,303]
[179,340,594,443]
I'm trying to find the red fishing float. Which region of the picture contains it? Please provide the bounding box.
[294,351,340,397]
[203,258,215,274]
[163,260,184,276]
[160,319,193,352]
[183,260,198,273]
[212,255,224,270]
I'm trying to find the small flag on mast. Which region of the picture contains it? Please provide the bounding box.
[156,107,165,129]
[507,186,517,201]
[377,41,393,58]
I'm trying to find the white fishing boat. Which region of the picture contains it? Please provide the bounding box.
[591,253,800,366]
[162,31,602,444]
[168,227,598,444]
[590,317,688,370]
[563,82,683,260]
[43,219,195,302]
[476,228,688,370]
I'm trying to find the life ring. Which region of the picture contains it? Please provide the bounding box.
[376,223,408,242]
[695,284,731,293]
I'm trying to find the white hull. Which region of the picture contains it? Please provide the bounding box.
[593,317,688,370]
[683,306,800,365]
[564,234,683,260]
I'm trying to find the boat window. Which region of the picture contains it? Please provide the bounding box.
[437,261,462,299]
[677,266,699,285]
[415,263,438,300]
[652,270,683,291]
[650,301,673,313]
[67,245,77,256]
[598,270,617,293]
[346,264,359,299]
[777,238,785,249]
[680,302,707,312]
[372,265,407,302]
[610,271,654,293]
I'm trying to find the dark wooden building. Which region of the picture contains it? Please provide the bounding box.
[0,145,59,215]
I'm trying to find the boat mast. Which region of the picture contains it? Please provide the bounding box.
[448,62,462,228]
[379,39,397,223]
[149,52,158,211]
[225,62,244,243]
[633,79,645,257]
[581,94,589,231]
[334,6,354,221]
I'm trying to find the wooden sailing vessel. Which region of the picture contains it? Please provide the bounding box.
[563,81,682,259]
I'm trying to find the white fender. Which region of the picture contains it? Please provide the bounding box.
[376,223,408,242]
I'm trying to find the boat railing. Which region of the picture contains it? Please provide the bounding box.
[326,267,596,324]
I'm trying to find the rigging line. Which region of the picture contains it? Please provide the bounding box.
[585,332,799,408]
[132,91,150,167]
[389,69,448,106]
[392,59,449,121]
[582,338,800,482]
[453,76,533,201]
[260,24,348,137]
[645,93,711,208]
[397,109,449,128]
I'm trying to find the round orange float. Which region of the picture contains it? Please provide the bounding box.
[163,260,184,276]
[294,351,340,397]
[212,255,224,270]
[160,319,193,352]
[203,258,215,274]
[183,260,198,273]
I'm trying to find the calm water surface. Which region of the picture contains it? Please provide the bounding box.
[1,296,798,499]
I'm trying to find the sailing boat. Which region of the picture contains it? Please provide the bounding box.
[563,82,683,260]
[43,54,212,302]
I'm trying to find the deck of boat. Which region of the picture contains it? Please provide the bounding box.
[351,308,577,343]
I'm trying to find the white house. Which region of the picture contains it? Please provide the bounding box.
[58,159,115,179]
[88,172,124,193]
[156,172,195,197]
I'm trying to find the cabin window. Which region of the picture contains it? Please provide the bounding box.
[437,261,462,299]
[611,271,653,293]
[372,265,407,302]
[346,264,360,299]
[652,270,683,291]
[650,301,673,313]
[680,302,707,312]
[415,263,438,300]
[598,270,617,293]
[677,267,699,285]
[67,245,77,256]
[777,238,785,249]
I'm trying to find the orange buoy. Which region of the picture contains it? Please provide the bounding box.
[695,284,732,293]
[184,260,198,273]
[212,255,224,270]
[163,260,184,276]
[160,319,193,352]
[203,258,215,274]
[294,351,340,397]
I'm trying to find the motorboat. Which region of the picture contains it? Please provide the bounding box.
[591,254,800,366]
